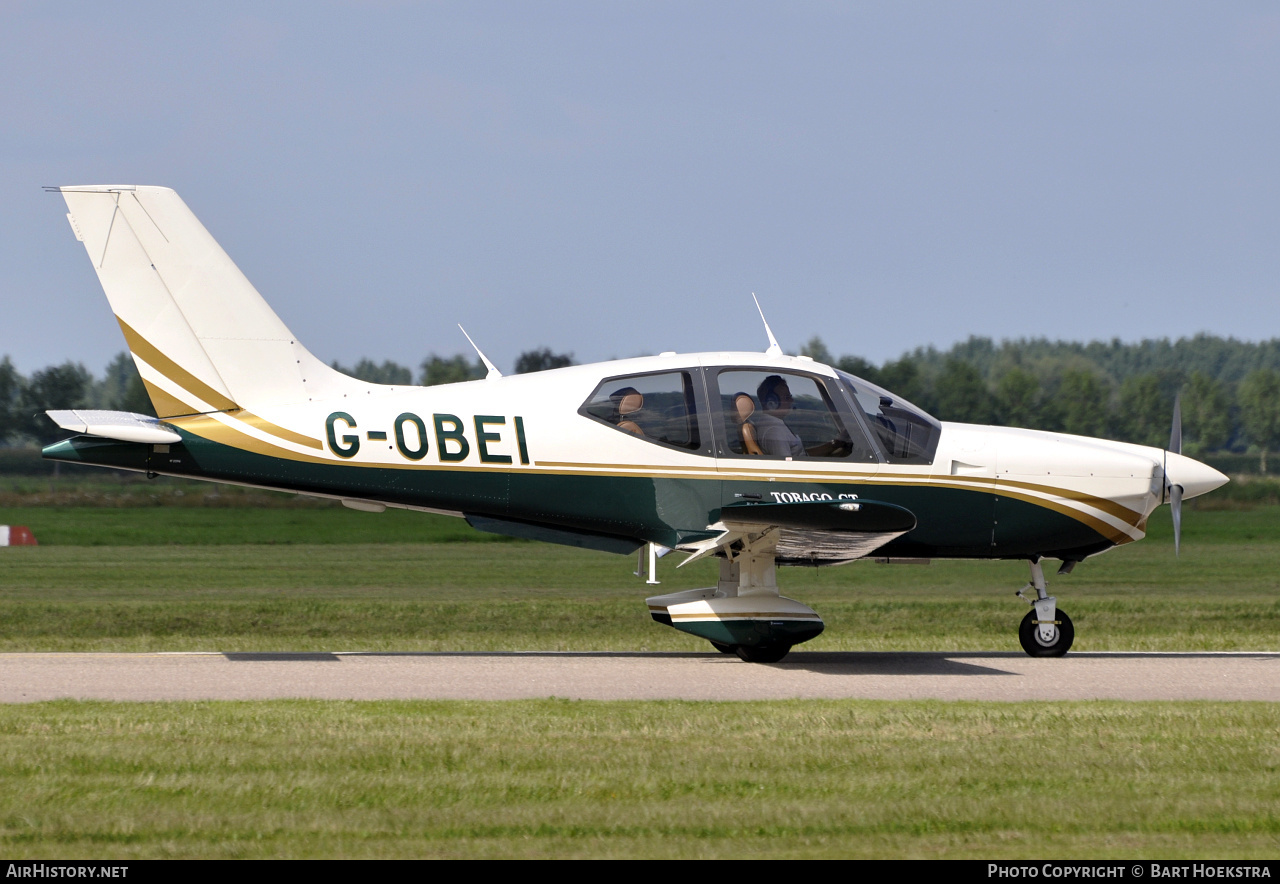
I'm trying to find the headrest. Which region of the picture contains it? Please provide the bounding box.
[619,392,643,416]
[733,393,755,422]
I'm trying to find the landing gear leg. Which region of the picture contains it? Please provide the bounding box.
[646,534,823,663]
[1015,557,1074,657]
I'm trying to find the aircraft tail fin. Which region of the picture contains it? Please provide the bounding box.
[57,185,371,418]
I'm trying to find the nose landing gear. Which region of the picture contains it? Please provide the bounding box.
[1015,557,1074,657]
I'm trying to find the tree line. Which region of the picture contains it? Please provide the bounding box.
[0,348,575,446]
[338,347,575,387]
[804,334,1280,468]
[3,334,1279,468]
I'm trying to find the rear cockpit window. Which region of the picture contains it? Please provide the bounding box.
[836,370,941,464]
[580,371,702,451]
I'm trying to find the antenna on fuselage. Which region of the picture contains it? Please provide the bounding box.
[458,325,503,380]
[753,293,783,357]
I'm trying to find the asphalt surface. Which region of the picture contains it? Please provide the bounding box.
[1,651,1278,702]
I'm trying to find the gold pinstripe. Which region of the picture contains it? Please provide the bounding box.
[117,321,1143,546]
[165,412,333,464]
[119,317,322,449]
[140,378,193,421]
[542,460,1146,529]
[116,317,237,413]
[235,412,323,450]
[159,407,1142,545]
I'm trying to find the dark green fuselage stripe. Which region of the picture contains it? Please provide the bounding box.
[44,432,1117,562]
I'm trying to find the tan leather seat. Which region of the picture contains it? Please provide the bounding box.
[617,391,645,436]
[733,393,764,455]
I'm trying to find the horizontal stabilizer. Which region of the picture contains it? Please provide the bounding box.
[45,410,181,444]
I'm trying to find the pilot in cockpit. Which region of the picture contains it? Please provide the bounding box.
[752,375,850,458]
[753,376,806,457]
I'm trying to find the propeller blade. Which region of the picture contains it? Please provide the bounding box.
[1170,483,1183,557]
[1165,393,1185,556]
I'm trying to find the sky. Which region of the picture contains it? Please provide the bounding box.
[3,1,1280,377]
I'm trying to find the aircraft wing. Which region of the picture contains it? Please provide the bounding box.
[45,410,182,445]
[679,499,917,567]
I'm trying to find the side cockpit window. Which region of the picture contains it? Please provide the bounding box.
[580,371,702,452]
[714,369,876,461]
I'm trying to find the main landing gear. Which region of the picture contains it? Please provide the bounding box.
[1015,557,1074,657]
[646,532,824,664]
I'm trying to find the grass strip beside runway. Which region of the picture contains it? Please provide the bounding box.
[0,505,1276,650]
[0,597,1275,652]
[0,504,499,546]
[0,699,1276,859]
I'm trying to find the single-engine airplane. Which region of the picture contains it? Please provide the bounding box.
[42,185,1228,662]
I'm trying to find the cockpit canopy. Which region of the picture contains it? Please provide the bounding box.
[579,363,941,465]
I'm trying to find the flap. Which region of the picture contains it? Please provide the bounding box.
[677,499,918,568]
[720,499,917,533]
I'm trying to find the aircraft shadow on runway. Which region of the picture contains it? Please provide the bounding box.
[764,652,1017,677]
[219,650,1019,676]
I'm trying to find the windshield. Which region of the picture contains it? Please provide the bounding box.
[836,370,941,465]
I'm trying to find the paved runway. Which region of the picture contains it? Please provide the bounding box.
[1,651,1277,702]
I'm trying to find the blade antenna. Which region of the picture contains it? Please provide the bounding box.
[752,293,783,356]
[458,325,502,380]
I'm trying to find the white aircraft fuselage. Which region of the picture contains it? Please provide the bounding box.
[42,185,1228,662]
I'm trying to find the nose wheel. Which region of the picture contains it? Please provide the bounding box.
[1015,557,1075,657]
[1018,608,1074,657]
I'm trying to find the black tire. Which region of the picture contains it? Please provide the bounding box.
[709,641,736,654]
[735,644,792,664]
[1019,608,1074,657]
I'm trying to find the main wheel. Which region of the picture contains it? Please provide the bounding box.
[1019,608,1074,657]
[709,641,736,654]
[735,644,792,664]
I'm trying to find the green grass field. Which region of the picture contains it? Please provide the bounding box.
[2,700,1277,859]
[0,503,1276,652]
[1,494,1276,858]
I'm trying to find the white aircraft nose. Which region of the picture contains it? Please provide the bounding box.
[1165,451,1229,500]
